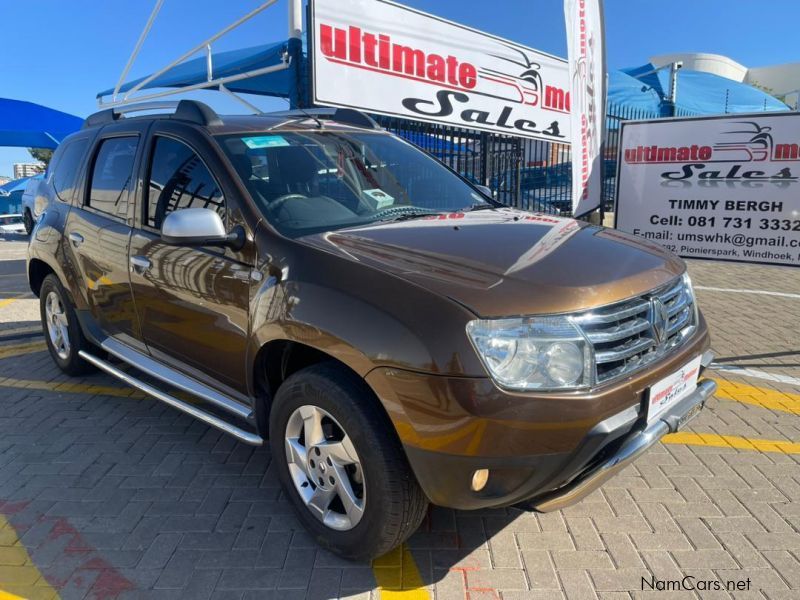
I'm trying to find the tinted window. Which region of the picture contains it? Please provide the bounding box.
[52,139,89,202]
[87,137,138,219]
[146,137,224,229]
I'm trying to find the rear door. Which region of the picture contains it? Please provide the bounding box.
[128,122,254,393]
[62,122,147,349]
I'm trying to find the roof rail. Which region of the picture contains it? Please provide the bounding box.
[83,100,222,129]
[268,107,381,130]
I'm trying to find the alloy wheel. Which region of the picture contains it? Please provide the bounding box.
[45,291,71,360]
[284,405,366,531]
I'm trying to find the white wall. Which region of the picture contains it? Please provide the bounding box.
[746,62,800,102]
[649,53,800,109]
[650,53,748,82]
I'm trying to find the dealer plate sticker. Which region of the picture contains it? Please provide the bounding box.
[648,355,703,423]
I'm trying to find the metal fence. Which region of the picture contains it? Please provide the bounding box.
[375,103,691,217]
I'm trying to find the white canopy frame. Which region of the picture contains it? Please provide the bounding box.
[99,0,305,110]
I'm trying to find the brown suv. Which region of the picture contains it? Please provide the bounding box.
[27,100,715,560]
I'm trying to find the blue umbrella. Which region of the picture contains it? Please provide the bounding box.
[0,98,83,149]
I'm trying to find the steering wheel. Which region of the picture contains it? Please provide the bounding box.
[267,193,308,212]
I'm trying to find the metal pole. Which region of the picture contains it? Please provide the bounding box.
[113,0,164,101]
[668,61,680,117]
[479,132,489,188]
[288,0,303,39]
[288,0,306,108]
[104,61,290,107]
[123,0,281,101]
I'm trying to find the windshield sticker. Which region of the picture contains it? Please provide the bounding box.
[242,135,291,149]
[363,188,395,209]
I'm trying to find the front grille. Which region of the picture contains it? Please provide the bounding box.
[574,277,697,384]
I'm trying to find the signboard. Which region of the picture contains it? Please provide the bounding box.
[616,113,800,267]
[564,0,606,216]
[310,0,571,143]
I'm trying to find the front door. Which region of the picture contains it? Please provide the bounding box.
[128,128,252,393]
[62,128,144,348]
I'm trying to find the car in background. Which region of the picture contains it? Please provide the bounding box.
[493,159,617,215]
[0,214,26,235]
[21,174,45,235]
[493,165,571,214]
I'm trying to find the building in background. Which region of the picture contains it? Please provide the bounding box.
[0,176,11,186]
[650,53,799,109]
[13,162,44,179]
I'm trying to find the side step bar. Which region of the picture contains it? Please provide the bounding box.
[102,338,253,421]
[78,350,264,446]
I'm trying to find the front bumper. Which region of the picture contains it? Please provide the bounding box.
[367,325,714,510]
[530,376,716,511]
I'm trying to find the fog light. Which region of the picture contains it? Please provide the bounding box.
[471,468,489,491]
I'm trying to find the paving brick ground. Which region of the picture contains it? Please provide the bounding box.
[1,239,799,600]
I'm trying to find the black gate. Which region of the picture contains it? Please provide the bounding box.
[375,103,673,217]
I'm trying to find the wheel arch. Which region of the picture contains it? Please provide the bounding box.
[251,339,400,448]
[28,257,56,298]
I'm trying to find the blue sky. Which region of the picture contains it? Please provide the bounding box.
[1,0,798,175]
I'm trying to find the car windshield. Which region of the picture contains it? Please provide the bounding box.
[217,130,491,237]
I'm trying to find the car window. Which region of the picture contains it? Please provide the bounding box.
[218,131,490,238]
[52,139,90,203]
[87,137,138,219]
[146,136,225,230]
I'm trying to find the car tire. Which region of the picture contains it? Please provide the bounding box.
[39,274,94,376]
[23,209,34,236]
[269,362,428,561]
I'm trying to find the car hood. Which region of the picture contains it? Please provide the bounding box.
[300,208,686,317]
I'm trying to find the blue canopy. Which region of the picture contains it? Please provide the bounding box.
[0,176,35,195]
[607,70,663,114]
[97,41,295,100]
[95,39,787,120]
[618,64,788,116]
[0,98,83,149]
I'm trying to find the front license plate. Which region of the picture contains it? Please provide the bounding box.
[647,355,703,423]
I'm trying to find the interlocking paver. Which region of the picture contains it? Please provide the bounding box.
[2,245,800,599]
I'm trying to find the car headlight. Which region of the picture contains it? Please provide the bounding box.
[682,272,699,325]
[466,316,593,391]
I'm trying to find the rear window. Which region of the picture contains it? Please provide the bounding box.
[87,137,138,220]
[52,139,89,203]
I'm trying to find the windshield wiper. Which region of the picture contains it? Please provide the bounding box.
[380,211,445,222]
[463,203,498,211]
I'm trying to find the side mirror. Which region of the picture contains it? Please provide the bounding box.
[475,185,494,198]
[161,208,244,250]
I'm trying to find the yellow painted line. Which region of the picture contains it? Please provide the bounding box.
[0,341,47,360]
[713,378,800,416]
[0,299,17,309]
[0,377,205,406]
[373,544,431,599]
[0,515,60,600]
[0,325,41,337]
[0,377,144,399]
[663,432,800,454]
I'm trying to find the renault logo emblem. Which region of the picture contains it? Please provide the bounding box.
[651,298,669,346]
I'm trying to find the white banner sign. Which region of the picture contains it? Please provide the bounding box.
[616,113,800,267]
[564,0,606,217]
[310,0,570,143]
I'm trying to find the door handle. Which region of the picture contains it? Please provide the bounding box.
[130,256,152,274]
[68,232,84,247]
